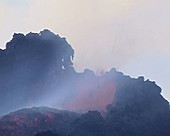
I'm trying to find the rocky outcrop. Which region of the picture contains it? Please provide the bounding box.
[0,30,74,115]
[0,30,169,136]
[0,107,79,136]
[68,110,105,136]
[105,69,170,136]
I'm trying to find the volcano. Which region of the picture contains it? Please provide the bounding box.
[0,30,169,136]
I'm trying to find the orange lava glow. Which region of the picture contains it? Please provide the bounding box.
[64,75,116,112]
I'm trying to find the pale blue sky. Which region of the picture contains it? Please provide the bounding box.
[3,0,28,7]
[0,0,170,101]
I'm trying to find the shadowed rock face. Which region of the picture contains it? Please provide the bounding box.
[34,130,59,136]
[0,30,169,136]
[0,30,116,115]
[0,30,74,115]
[0,107,79,136]
[0,70,169,136]
[105,70,170,136]
[68,110,105,136]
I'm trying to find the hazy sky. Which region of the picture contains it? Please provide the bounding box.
[0,0,170,101]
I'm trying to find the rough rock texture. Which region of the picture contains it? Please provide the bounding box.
[0,71,169,136]
[34,130,59,136]
[0,107,79,136]
[0,30,169,136]
[0,30,74,115]
[0,30,115,115]
[105,69,170,136]
[68,110,105,136]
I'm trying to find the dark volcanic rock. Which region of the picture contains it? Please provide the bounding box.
[105,69,170,136]
[0,72,169,136]
[68,111,105,136]
[0,107,79,136]
[34,111,105,136]
[34,130,59,136]
[0,30,169,136]
[0,30,74,115]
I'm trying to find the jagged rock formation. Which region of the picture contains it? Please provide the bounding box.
[0,30,75,115]
[0,107,79,136]
[105,69,170,136]
[0,30,116,115]
[0,30,169,136]
[68,110,105,136]
[0,70,169,136]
